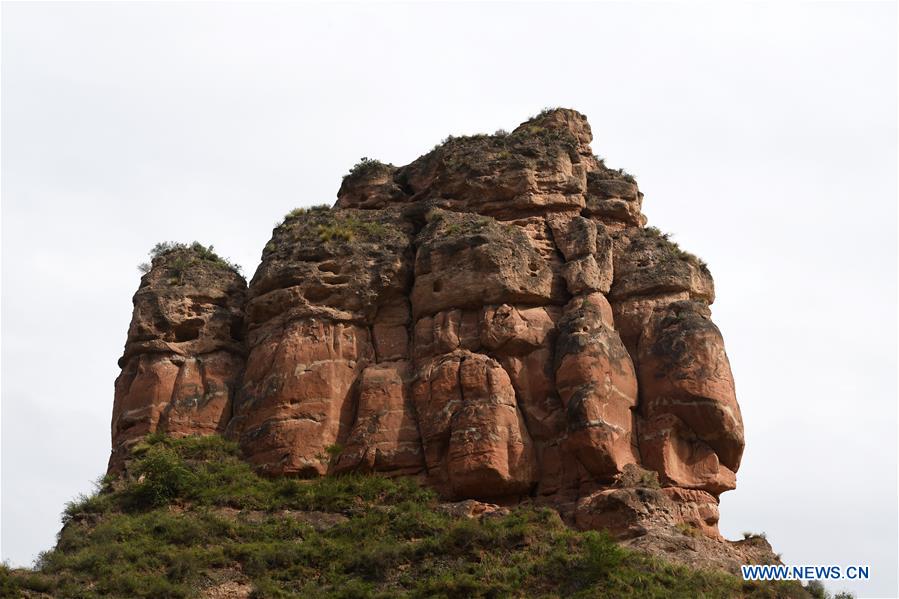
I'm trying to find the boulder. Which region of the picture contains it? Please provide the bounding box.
[335,162,407,210]
[546,214,597,261]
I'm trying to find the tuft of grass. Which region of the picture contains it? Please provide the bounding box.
[11,435,807,598]
[533,106,562,119]
[282,204,332,222]
[675,522,701,538]
[614,168,637,183]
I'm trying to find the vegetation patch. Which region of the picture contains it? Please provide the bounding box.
[533,105,563,119]
[282,204,332,222]
[343,157,394,183]
[138,241,242,279]
[0,435,813,598]
[315,216,390,243]
[427,210,494,237]
[643,226,710,273]
[593,155,637,184]
[426,117,580,169]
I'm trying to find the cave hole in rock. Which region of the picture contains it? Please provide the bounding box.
[230,318,245,342]
[172,318,203,342]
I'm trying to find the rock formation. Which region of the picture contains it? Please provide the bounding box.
[110,108,745,544]
[110,245,246,469]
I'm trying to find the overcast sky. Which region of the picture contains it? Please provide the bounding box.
[2,2,896,597]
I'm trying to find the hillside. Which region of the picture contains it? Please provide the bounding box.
[2,436,808,599]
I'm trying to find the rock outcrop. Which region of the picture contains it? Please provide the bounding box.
[110,109,745,549]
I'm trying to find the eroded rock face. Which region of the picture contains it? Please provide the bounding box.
[412,210,554,317]
[334,362,423,476]
[227,208,412,476]
[110,108,744,543]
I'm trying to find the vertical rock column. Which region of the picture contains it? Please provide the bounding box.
[608,227,744,496]
[109,247,247,472]
[548,214,640,487]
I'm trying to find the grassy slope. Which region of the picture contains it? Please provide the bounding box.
[1,436,807,599]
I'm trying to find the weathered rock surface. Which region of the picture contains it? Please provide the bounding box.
[334,361,424,475]
[110,109,747,559]
[227,208,413,476]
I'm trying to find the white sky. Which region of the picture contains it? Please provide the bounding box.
[1,2,896,597]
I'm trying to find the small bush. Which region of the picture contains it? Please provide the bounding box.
[62,484,114,525]
[593,156,638,184]
[123,445,199,509]
[578,531,625,581]
[0,564,21,597]
[614,167,637,183]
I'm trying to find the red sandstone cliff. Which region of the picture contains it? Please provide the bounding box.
[110,108,746,550]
